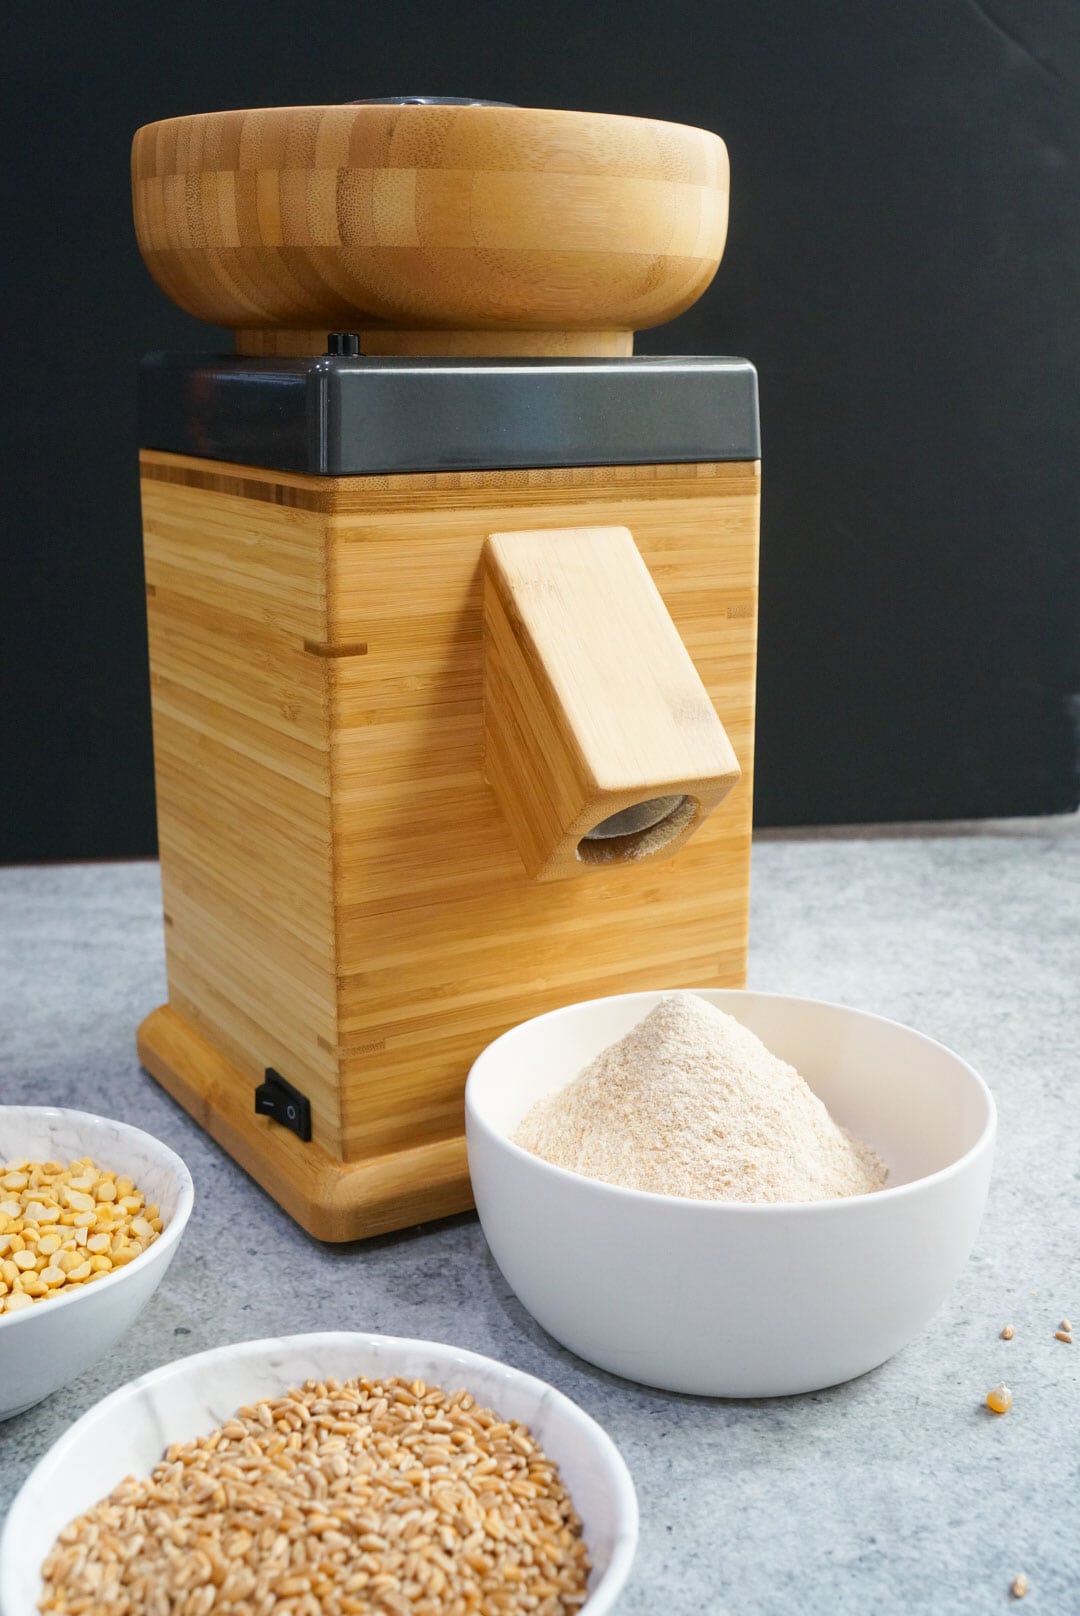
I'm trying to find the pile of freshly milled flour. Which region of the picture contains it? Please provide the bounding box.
[514,992,887,1203]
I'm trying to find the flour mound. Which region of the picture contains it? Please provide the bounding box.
[514,993,887,1204]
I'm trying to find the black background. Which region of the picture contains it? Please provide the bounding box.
[3,0,1078,861]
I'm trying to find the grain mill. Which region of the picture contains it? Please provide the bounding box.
[130,97,761,1240]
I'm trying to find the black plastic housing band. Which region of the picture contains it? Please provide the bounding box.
[139,353,760,476]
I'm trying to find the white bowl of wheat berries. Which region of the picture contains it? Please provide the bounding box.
[0,1332,638,1616]
[0,1106,194,1420]
[465,989,997,1397]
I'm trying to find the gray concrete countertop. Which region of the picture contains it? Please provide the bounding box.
[2,821,1078,1613]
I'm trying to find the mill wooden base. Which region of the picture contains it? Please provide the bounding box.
[138,1005,473,1241]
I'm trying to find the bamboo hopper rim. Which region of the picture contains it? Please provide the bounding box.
[132,99,727,150]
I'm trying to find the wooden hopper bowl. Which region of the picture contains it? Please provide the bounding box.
[131,101,730,357]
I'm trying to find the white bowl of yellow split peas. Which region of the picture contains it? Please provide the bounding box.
[0,1106,194,1419]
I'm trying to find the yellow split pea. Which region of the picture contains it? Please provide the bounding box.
[985,1381,1012,1415]
[0,1157,162,1314]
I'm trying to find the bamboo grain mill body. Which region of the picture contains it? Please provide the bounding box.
[131,97,761,1240]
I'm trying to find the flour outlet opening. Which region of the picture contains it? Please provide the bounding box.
[576,794,698,865]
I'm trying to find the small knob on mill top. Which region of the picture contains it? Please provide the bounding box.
[326,332,360,357]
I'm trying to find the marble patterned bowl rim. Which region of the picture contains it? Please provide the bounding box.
[0,1105,195,1335]
[0,1330,639,1616]
[466,987,998,1214]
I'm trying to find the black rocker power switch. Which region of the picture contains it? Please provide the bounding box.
[254,1069,312,1142]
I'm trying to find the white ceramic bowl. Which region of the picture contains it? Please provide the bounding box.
[0,1331,638,1616]
[0,1106,194,1419]
[466,990,996,1397]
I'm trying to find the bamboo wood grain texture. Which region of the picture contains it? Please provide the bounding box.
[131,103,729,357]
[138,450,759,1237]
[483,526,740,880]
[140,472,344,1152]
